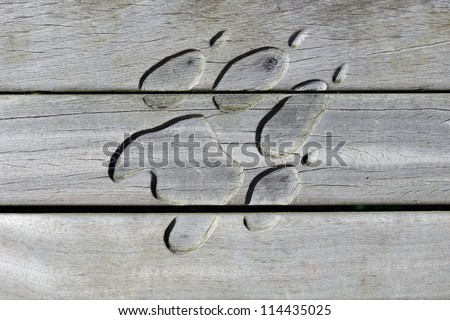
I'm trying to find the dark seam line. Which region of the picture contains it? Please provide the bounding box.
[0,204,449,214]
[0,90,449,95]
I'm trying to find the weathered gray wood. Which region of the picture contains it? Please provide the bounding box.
[0,0,449,91]
[111,115,243,205]
[1,212,449,299]
[243,214,281,232]
[166,215,219,254]
[1,0,447,302]
[0,93,448,205]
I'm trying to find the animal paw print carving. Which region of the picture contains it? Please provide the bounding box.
[110,30,348,253]
[109,115,243,205]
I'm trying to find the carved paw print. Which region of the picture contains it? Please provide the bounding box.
[109,115,243,205]
[110,30,348,253]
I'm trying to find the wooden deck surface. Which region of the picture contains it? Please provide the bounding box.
[0,94,448,205]
[1,212,449,299]
[0,0,449,91]
[0,0,449,299]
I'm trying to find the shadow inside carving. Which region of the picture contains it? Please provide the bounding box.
[212,94,263,112]
[288,30,302,47]
[210,30,227,47]
[245,164,296,205]
[164,218,177,251]
[108,114,204,182]
[139,49,197,89]
[108,114,243,205]
[292,79,327,91]
[213,46,288,90]
[150,171,158,199]
[163,216,219,254]
[257,95,329,158]
[332,63,348,84]
[243,214,281,232]
[255,96,291,156]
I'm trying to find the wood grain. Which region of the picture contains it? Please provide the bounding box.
[165,215,219,254]
[0,93,448,205]
[0,212,449,299]
[0,0,449,91]
[1,0,448,301]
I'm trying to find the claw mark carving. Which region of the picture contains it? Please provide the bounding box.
[288,29,308,48]
[210,30,228,47]
[164,216,219,254]
[139,49,206,108]
[332,63,349,84]
[109,115,243,205]
[257,95,329,158]
[245,166,300,205]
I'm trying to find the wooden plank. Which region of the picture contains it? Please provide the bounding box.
[0,211,449,299]
[0,93,449,205]
[0,0,449,91]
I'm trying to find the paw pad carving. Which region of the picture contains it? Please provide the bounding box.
[257,95,329,158]
[213,47,289,111]
[109,115,243,205]
[139,49,206,109]
[213,47,289,90]
[165,216,219,254]
[293,79,328,91]
[108,30,349,253]
[245,166,300,205]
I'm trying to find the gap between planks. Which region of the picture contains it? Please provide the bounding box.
[0,205,449,214]
[0,90,450,95]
